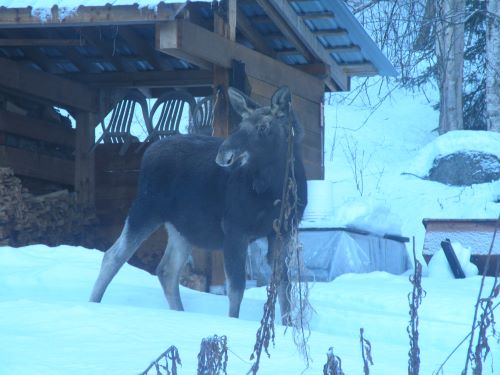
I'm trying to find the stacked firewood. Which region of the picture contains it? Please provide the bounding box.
[0,168,28,244]
[0,167,96,247]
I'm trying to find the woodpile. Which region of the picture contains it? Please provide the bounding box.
[0,167,207,291]
[0,167,96,247]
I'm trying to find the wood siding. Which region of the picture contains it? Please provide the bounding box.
[247,76,324,179]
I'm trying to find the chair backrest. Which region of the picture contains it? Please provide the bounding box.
[102,91,149,143]
[189,96,214,136]
[149,91,196,137]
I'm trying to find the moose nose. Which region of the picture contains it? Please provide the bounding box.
[216,149,235,167]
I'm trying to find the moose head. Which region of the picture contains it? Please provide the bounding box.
[215,86,293,169]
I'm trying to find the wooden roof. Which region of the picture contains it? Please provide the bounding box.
[0,0,395,96]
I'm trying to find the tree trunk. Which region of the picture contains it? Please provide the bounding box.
[486,0,500,132]
[435,0,466,135]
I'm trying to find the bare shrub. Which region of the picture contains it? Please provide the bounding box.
[197,334,228,375]
[139,345,181,375]
[408,237,426,375]
[464,217,500,375]
[323,347,345,375]
[248,109,311,374]
[360,328,374,375]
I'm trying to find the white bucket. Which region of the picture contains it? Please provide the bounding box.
[302,180,335,221]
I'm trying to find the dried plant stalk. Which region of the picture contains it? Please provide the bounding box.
[323,347,345,375]
[248,109,311,374]
[464,216,499,375]
[197,334,228,375]
[139,345,181,375]
[360,328,374,375]
[408,237,425,375]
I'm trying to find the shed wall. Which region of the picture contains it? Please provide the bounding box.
[248,76,324,179]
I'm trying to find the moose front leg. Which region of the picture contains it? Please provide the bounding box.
[222,230,248,318]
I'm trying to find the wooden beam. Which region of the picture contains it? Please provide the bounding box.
[62,46,97,73]
[253,11,334,23]
[64,69,213,88]
[156,20,325,102]
[117,26,171,71]
[300,11,335,20]
[150,86,212,98]
[228,0,237,42]
[0,145,74,186]
[80,28,131,73]
[0,29,63,74]
[39,29,96,73]
[0,109,75,147]
[326,44,361,54]
[237,8,276,57]
[247,15,272,24]
[276,49,303,58]
[20,47,63,74]
[0,3,181,28]
[0,38,85,47]
[314,29,349,37]
[342,62,378,76]
[155,24,212,70]
[0,57,99,112]
[262,0,349,90]
[75,111,96,206]
[295,63,329,78]
[212,11,231,138]
[255,0,314,62]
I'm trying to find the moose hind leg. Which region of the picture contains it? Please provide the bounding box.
[90,218,157,303]
[157,223,191,311]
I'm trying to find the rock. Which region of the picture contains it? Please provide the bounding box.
[428,151,500,186]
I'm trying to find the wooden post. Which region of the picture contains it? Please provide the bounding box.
[209,0,238,289]
[75,110,97,207]
[441,239,466,279]
[211,7,233,138]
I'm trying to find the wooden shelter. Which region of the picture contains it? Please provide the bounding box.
[0,0,395,281]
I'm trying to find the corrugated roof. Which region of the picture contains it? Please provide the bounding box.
[0,0,395,91]
[315,0,395,75]
[237,0,395,82]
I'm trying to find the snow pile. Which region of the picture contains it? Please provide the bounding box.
[428,241,479,279]
[343,199,402,236]
[301,181,404,236]
[1,244,499,374]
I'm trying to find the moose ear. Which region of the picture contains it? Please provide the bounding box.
[271,86,291,114]
[228,87,252,117]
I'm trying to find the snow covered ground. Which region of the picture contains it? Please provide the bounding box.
[1,244,498,374]
[1,80,499,374]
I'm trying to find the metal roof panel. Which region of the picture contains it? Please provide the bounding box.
[288,0,395,76]
[314,0,396,75]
